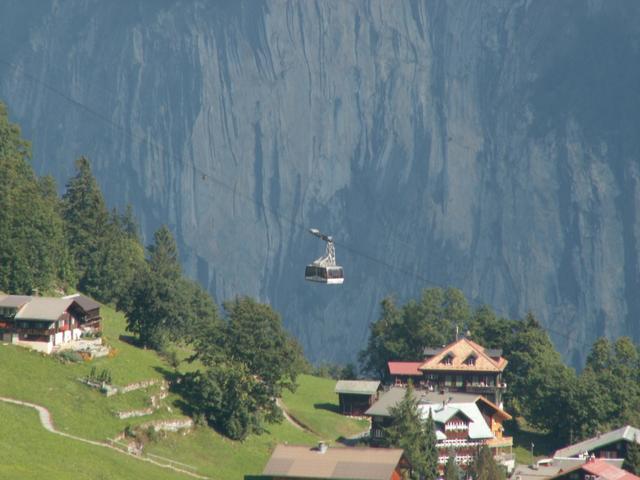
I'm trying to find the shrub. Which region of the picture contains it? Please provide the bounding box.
[56,350,83,363]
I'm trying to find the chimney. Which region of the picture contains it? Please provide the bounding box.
[317,441,328,454]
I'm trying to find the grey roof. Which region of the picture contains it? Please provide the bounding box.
[365,387,478,417]
[423,347,443,356]
[0,295,32,308]
[262,445,404,480]
[554,426,640,458]
[15,298,75,321]
[485,348,503,358]
[335,381,380,396]
[62,293,101,311]
[512,458,624,480]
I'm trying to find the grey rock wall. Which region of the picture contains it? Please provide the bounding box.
[1,0,640,366]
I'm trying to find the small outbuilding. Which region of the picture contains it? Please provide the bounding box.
[335,380,381,416]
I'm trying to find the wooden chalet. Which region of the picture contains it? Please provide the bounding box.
[387,338,508,405]
[0,293,102,353]
[554,426,640,461]
[246,444,410,480]
[62,293,102,331]
[335,380,381,416]
[366,388,514,472]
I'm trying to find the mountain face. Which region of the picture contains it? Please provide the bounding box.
[2,0,640,366]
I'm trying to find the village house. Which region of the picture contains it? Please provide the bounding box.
[0,293,101,354]
[553,426,640,461]
[387,338,508,405]
[335,380,381,416]
[512,458,627,480]
[62,293,102,331]
[246,443,410,480]
[547,458,640,480]
[366,388,514,472]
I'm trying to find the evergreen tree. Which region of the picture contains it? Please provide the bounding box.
[123,225,188,348]
[383,383,433,479]
[624,436,640,475]
[0,101,69,293]
[423,409,440,480]
[62,156,110,285]
[445,451,460,480]
[471,446,504,480]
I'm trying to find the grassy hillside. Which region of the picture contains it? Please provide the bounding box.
[281,374,369,440]
[0,306,362,479]
[0,402,183,480]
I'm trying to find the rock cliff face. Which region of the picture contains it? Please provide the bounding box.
[2,0,640,365]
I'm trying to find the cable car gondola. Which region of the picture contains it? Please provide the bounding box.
[305,228,344,285]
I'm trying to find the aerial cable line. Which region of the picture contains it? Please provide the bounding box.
[0,56,579,343]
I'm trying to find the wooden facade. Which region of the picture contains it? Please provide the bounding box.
[338,392,376,416]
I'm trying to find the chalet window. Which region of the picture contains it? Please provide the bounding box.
[464,355,477,366]
[441,354,454,365]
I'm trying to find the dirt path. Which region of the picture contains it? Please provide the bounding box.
[276,398,312,433]
[0,396,208,479]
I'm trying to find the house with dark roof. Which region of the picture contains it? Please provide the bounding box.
[386,338,508,405]
[365,387,514,472]
[62,293,102,331]
[246,444,409,480]
[335,380,381,416]
[0,293,101,353]
[553,426,640,461]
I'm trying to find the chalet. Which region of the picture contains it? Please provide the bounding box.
[386,338,508,405]
[554,426,640,460]
[0,294,101,353]
[335,380,381,416]
[548,458,640,480]
[62,293,102,331]
[246,443,410,480]
[366,388,513,471]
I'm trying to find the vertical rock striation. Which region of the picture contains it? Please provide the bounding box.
[1,0,640,365]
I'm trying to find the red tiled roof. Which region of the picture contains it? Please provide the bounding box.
[388,362,423,376]
[581,459,640,480]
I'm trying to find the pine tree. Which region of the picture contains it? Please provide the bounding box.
[471,446,504,480]
[423,409,440,480]
[384,383,433,479]
[123,225,188,348]
[0,101,69,293]
[62,156,110,286]
[445,450,460,480]
[624,436,640,475]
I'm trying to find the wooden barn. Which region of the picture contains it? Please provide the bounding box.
[335,380,381,416]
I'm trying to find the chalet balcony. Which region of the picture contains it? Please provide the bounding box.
[442,384,506,395]
[437,439,483,448]
[487,436,513,448]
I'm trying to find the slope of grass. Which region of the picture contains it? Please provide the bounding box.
[0,306,172,440]
[145,418,317,479]
[0,402,183,480]
[280,374,370,440]
[0,305,367,479]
